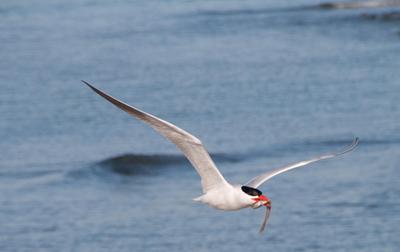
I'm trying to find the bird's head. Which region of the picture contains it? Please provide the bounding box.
[241,186,271,209]
[241,186,272,233]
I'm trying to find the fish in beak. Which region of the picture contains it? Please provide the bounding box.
[252,195,271,208]
[252,195,272,233]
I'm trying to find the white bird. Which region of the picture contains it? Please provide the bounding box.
[83,81,359,233]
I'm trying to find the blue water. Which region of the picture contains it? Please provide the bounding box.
[1,0,400,251]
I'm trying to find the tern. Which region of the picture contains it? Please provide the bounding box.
[83,81,359,233]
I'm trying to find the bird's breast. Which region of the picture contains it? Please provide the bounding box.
[196,186,253,211]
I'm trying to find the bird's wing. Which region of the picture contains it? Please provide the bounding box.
[84,81,229,192]
[245,138,359,189]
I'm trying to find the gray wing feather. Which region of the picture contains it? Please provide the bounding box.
[245,138,359,188]
[84,81,229,192]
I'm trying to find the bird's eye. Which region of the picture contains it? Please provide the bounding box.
[241,186,262,196]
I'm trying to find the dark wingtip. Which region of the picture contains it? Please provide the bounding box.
[353,137,360,148]
[340,137,359,155]
[82,80,102,95]
[82,80,94,88]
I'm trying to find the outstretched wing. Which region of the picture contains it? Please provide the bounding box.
[84,81,229,192]
[245,138,359,189]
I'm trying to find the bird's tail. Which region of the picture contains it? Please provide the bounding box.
[193,195,203,202]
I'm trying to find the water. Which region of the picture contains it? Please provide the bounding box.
[1,0,400,251]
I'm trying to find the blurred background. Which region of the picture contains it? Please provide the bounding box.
[0,0,399,251]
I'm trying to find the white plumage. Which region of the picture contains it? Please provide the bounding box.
[84,81,359,233]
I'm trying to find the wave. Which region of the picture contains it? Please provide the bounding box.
[193,0,400,17]
[102,153,242,165]
[193,7,300,17]
[361,11,400,21]
[312,138,400,146]
[0,169,61,180]
[64,137,399,180]
[97,153,242,176]
[63,152,243,180]
[98,153,189,176]
[327,201,380,209]
[316,0,400,10]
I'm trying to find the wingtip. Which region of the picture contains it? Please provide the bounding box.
[344,137,359,154]
[82,80,102,95]
[81,80,93,88]
[353,137,360,147]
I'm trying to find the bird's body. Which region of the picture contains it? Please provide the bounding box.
[194,184,257,211]
[83,81,359,233]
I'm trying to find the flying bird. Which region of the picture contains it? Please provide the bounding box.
[83,81,359,233]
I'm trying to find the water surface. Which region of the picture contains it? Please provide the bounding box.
[0,0,399,251]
